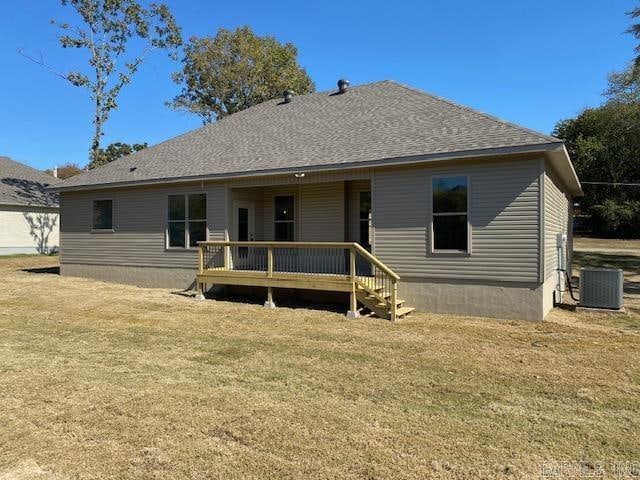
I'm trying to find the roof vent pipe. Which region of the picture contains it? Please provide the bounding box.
[283,90,294,103]
[52,166,58,178]
[337,79,349,94]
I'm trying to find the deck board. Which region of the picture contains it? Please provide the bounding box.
[197,270,360,292]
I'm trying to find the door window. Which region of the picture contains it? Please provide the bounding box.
[359,191,371,249]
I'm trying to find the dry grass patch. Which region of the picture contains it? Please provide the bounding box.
[573,236,640,252]
[0,255,639,479]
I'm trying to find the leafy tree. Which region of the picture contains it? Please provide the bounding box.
[553,103,640,237]
[46,163,84,179]
[605,64,640,103]
[24,0,181,163]
[169,26,314,123]
[89,141,147,169]
[605,5,640,103]
[591,199,640,238]
[629,4,640,69]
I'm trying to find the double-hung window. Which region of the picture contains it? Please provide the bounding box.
[92,199,113,230]
[274,195,294,241]
[432,176,469,252]
[168,194,207,248]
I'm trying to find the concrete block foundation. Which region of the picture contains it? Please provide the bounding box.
[61,263,553,321]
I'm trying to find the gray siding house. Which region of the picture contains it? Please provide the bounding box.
[52,81,581,320]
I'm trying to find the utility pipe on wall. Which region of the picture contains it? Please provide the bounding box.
[556,233,568,304]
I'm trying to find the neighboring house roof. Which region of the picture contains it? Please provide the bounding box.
[0,156,59,207]
[52,80,581,194]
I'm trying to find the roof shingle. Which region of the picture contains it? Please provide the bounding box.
[55,80,561,190]
[0,156,59,207]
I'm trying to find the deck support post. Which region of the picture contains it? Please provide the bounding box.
[347,288,359,318]
[264,286,276,309]
[390,280,398,321]
[347,247,359,318]
[195,245,206,300]
[195,281,205,301]
[264,246,276,308]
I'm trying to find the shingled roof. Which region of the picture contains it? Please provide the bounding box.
[54,80,564,191]
[0,156,59,207]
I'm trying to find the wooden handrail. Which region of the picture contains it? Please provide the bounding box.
[198,241,356,248]
[352,243,400,281]
[197,240,400,282]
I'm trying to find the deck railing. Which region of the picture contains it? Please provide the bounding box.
[197,241,401,319]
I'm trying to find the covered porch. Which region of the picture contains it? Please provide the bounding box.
[225,179,372,245]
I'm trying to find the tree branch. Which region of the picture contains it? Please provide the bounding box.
[17,49,71,82]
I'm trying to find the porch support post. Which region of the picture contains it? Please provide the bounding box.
[347,246,359,318]
[264,286,276,309]
[223,243,230,271]
[198,244,204,273]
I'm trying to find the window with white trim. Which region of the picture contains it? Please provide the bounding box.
[432,176,468,252]
[167,194,207,248]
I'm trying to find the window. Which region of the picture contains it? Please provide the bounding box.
[432,176,468,252]
[167,193,207,248]
[359,191,371,249]
[274,195,294,241]
[93,199,113,230]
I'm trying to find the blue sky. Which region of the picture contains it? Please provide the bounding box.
[0,0,637,171]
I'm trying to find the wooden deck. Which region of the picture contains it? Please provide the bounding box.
[196,241,414,321]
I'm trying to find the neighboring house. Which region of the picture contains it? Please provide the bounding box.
[0,156,59,255]
[51,80,581,321]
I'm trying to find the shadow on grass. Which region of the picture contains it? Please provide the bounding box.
[172,287,348,315]
[21,266,60,275]
[574,251,640,293]
[573,251,640,275]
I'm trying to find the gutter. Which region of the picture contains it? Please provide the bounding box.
[49,142,566,193]
[0,202,59,209]
[544,144,583,197]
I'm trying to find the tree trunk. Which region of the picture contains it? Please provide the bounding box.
[90,96,102,168]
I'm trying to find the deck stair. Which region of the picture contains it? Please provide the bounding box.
[355,281,415,320]
[196,241,414,321]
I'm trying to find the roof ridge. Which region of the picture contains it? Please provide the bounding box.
[74,80,403,178]
[183,80,394,129]
[385,80,562,144]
